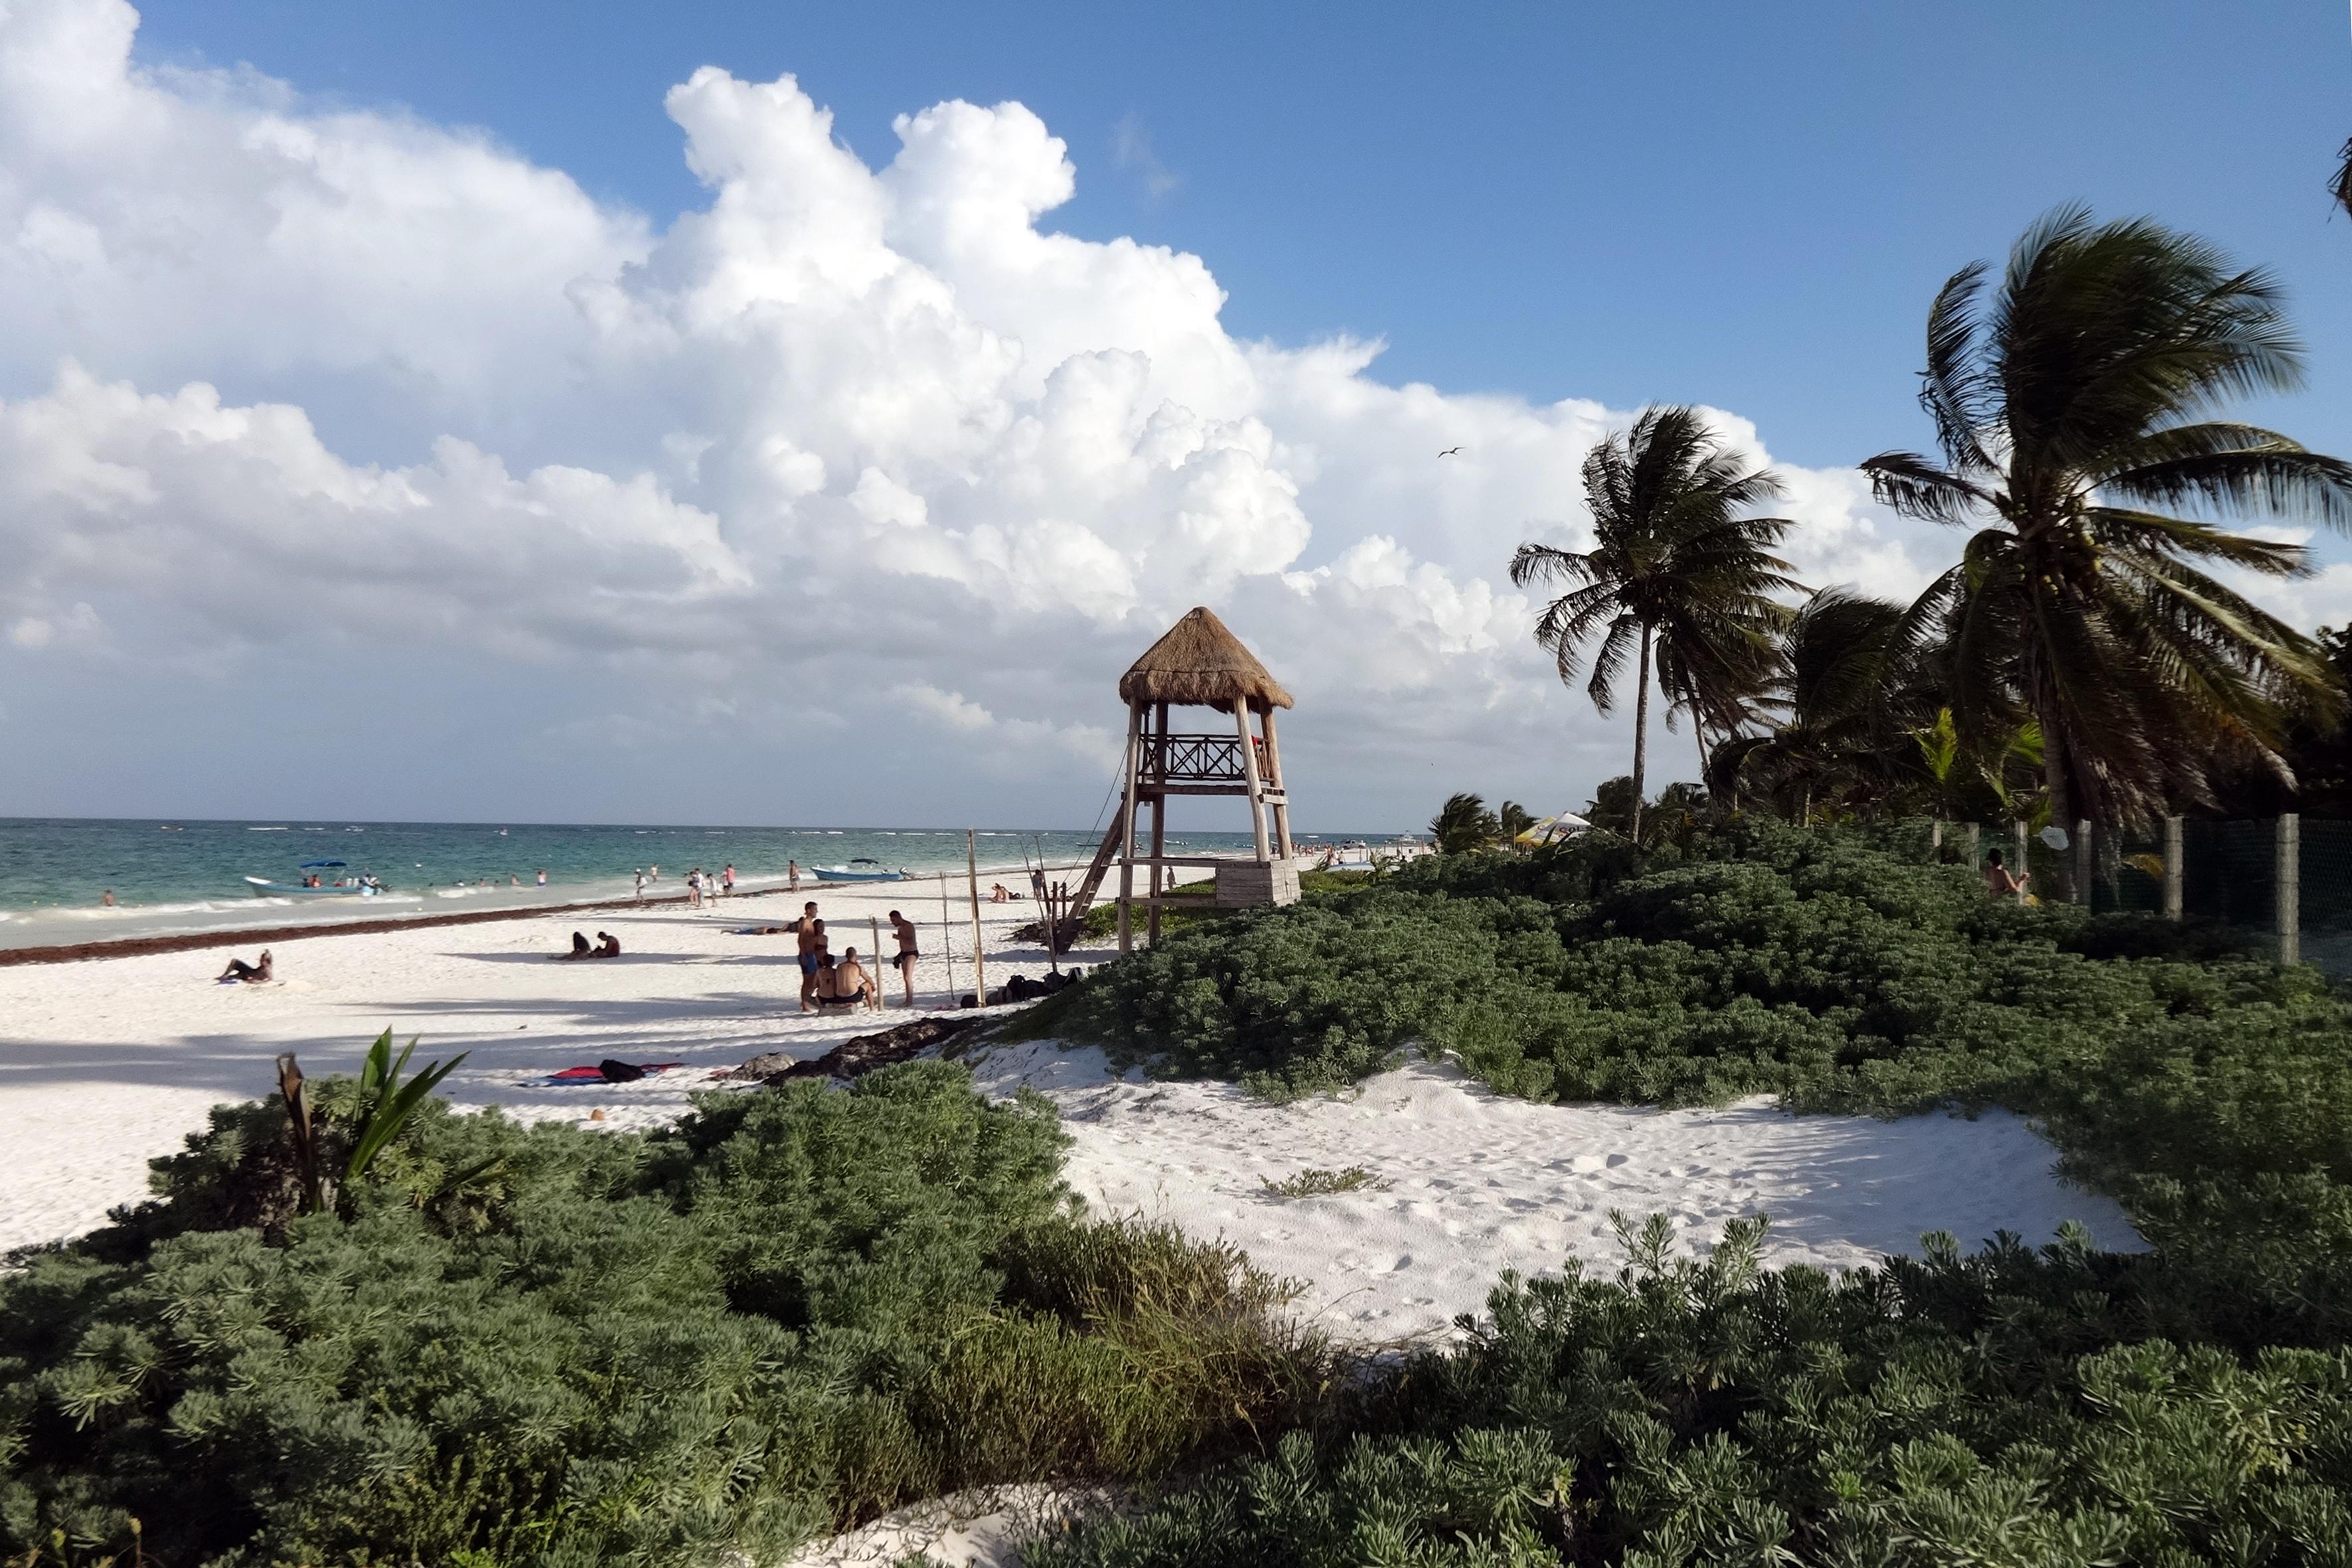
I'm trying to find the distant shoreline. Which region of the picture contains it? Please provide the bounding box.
[0,865,1091,968]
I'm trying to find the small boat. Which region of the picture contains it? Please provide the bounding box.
[244,860,388,898]
[813,858,906,884]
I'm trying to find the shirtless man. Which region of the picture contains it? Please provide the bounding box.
[788,860,800,892]
[834,946,879,1008]
[795,901,822,1012]
[1984,848,2029,901]
[888,909,919,1007]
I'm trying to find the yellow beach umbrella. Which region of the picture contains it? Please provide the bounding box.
[1516,812,1591,847]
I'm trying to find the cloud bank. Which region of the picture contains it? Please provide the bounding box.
[0,0,1958,824]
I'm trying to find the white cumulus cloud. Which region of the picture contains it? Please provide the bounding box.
[0,0,1967,824]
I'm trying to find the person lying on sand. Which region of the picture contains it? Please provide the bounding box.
[594,931,621,957]
[218,950,274,983]
[553,931,593,960]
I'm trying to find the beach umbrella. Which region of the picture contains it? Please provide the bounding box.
[1515,813,1591,847]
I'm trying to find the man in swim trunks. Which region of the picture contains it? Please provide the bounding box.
[834,946,878,1008]
[796,901,821,1012]
[889,909,919,1007]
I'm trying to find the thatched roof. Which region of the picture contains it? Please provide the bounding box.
[1118,607,1293,712]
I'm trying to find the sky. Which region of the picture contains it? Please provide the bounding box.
[3,0,2350,830]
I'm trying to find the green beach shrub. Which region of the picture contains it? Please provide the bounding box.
[0,1059,1330,1567]
[1029,1219,2352,1568]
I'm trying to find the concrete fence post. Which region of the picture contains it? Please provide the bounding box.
[2278,813,2301,966]
[2013,821,2031,902]
[1966,823,1980,866]
[2163,815,2183,921]
[1930,819,1942,857]
[2075,819,2092,907]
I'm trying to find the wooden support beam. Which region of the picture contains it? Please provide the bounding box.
[1116,702,1141,955]
[1235,699,1271,863]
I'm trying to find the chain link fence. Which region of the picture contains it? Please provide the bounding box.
[1924,815,2352,975]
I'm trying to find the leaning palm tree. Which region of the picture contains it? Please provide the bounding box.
[1861,206,2352,834]
[1512,406,1802,841]
[1429,792,1499,854]
[1709,588,1916,822]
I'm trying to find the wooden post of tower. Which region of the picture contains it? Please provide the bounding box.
[1262,703,1294,863]
[1148,700,1168,945]
[1116,702,1142,955]
[1235,698,1271,862]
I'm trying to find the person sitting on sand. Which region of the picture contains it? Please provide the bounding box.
[834,946,879,1008]
[990,882,1010,903]
[555,930,593,960]
[811,953,849,1008]
[594,931,621,957]
[218,949,274,983]
[1984,848,2029,900]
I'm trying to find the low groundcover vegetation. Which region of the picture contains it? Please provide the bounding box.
[16,824,2352,1565]
[0,1063,1325,1566]
[1010,823,2352,1565]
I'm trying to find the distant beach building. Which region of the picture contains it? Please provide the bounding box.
[1073,605,1300,951]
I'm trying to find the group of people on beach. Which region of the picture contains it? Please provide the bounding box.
[556,931,623,959]
[786,900,920,1012]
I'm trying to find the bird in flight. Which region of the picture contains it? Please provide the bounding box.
[1438,446,1462,457]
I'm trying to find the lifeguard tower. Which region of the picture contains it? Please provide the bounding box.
[1070,607,1298,951]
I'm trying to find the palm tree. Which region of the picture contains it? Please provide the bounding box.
[1496,800,1536,846]
[1709,588,1916,822]
[1512,406,1802,841]
[1430,792,1500,854]
[1861,207,2352,834]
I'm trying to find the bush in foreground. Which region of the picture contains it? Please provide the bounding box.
[0,1061,1328,1566]
[1031,1219,2352,1567]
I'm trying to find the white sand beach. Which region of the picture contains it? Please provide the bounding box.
[1,878,2137,1348]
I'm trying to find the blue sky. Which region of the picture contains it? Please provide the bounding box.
[3,1,2350,829]
[130,1,2352,471]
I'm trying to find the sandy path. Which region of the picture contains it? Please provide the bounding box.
[962,1040,2140,1345]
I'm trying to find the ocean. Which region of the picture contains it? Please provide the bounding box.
[0,819,1391,950]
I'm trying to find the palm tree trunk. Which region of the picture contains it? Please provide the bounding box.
[1630,623,1652,843]
[2037,692,2074,903]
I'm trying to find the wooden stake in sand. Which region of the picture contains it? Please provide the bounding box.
[869,915,884,1010]
[936,870,956,1006]
[967,829,988,1006]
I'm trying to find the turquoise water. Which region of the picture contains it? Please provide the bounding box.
[0,819,1312,949]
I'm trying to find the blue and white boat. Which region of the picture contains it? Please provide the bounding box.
[244,860,387,898]
[812,858,906,884]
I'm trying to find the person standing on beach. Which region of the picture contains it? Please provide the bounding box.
[889,909,919,1007]
[100,889,115,907]
[686,868,702,908]
[536,869,547,887]
[634,869,647,900]
[795,901,821,1012]
[788,860,800,892]
[722,863,736,898]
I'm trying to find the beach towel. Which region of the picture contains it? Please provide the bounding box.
[522,1061,686,1087]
